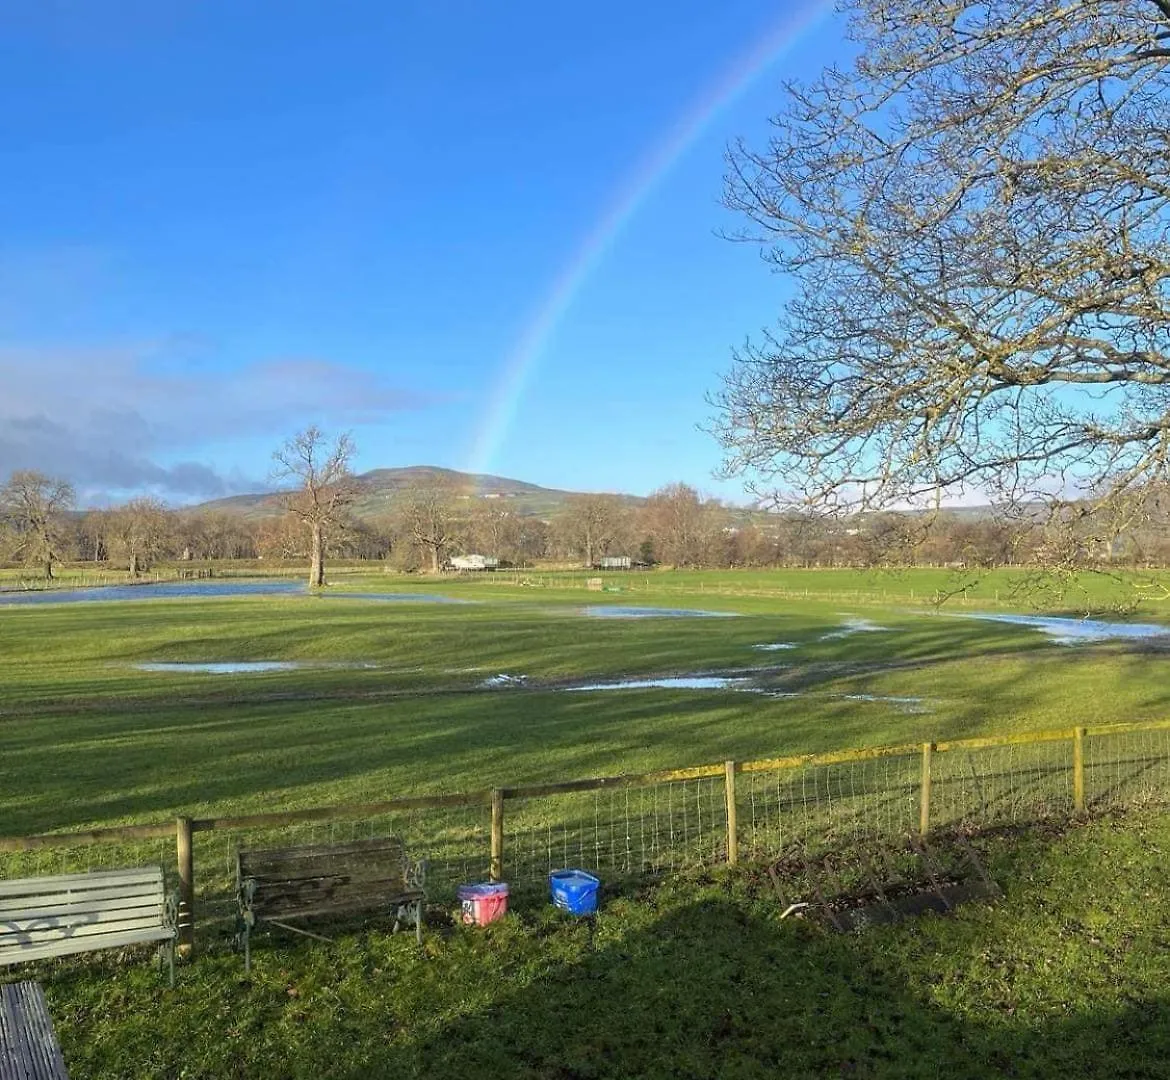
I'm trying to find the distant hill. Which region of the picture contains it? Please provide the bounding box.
[192,466,646,522]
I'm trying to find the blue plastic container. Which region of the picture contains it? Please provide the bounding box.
[549,869,600,915]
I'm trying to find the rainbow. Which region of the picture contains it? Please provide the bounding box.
[465,1,835,478]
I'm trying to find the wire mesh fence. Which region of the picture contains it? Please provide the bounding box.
[740,752,921,858]
[1084,724,1170,810]
[930,739,1074,829]
[2,721,1169,946]
[504,776,729,893]
[192,801,492,927]
[0,833,175,888]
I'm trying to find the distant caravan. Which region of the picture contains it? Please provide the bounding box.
[448,554,500,572]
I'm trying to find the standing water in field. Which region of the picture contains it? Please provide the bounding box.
[819,617,892,640]
[582,606,740,619]
[561,675,755,692]
[135,661,305,674]
[962,612,1170,644]
[132,661,380,674]
[0,580,468,606]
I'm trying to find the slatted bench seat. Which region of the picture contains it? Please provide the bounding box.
[236,837,426,972]
[0,981,69,1080]
[0,868,178,988]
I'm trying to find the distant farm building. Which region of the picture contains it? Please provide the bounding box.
[449,554,499,571]
[595,555,632,570]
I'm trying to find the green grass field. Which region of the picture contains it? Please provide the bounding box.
[2,567,1169,1077]
[21,811,1170,1079]
[4,567,1170,837]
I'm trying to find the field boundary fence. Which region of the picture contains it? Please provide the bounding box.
[2,718,1168,950]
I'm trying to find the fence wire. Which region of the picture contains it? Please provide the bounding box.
[2,724,1169,945]
[740,753,920,858]
[0,835,174,886]
[1085,726,1170,810]
[931,740,1074,829]
[192,801,491,927]
[505,777,727,891]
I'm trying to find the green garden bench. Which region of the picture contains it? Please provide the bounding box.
[0,981,70,1079]
[0,867,178,988]
[235,837,426,972]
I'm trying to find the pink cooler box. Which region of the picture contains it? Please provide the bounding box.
[457,882,509,926]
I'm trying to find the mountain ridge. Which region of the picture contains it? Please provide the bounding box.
[193,466,646,521]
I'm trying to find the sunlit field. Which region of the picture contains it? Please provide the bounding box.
[4,566,1170,838]
[3,567,1170,1078]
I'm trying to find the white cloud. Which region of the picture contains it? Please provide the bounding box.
[0,342,432,501]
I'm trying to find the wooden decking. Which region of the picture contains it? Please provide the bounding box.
[0,981,69,1080]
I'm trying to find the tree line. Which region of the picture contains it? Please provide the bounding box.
[8,459,1170,582]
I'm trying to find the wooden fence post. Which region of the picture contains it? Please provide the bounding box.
[919,743,933,837]
[1073,727,1086,813]
[490,789,504,882]
[176,816,194,954]
[724,760,738,865]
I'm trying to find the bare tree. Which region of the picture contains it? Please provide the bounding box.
[639,483,723,567]
[397,480,460,573]
[555,494,630,567]
[272,427,358,587]
[0,470,75,579]
[106,497,174,577]
[715,0,1170,567]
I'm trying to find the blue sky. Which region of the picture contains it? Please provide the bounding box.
[0,0,847,505]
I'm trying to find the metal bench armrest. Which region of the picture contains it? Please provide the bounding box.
[405,857,428,891]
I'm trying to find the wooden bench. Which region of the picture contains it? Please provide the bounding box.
[235,837,426,972]
[0,868,178,988]
[0,981,70,1080]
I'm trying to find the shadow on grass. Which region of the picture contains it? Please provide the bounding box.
[31,814,1170,1080]
[357,895,1169,1080]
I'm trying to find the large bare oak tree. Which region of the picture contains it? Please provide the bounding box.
[272,427,357,587]
[715,0,1170,561]
[0,470,75,579]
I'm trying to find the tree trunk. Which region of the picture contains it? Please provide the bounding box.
[429,544,440,574]
[129,552,140,578]
[44,555,53,580]
[310,523,325,587]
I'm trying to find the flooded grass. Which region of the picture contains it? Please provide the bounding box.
[963,612,1170,644]
[582,605,740,619]
[0,580,470,606]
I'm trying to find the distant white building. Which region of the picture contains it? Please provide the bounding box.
[597,555,632,570]
[449,554,499,571]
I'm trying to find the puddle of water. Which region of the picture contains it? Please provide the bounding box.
[133,660,379,674]
[820,618,891,640]
[752,643,797,651]
[135,661,303,674]
[582,606,739,619]
[0,581,305,605]
[324,592,472,604]
[481,673,528,687]
[840,693,929,714]
[964,612,1170,644]
[0,580,469,606]
[562,675,753,692]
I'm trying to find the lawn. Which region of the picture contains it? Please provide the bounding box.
[2,568,1169,1077]
[22,808,1170,1079]
[3,568,1170,840]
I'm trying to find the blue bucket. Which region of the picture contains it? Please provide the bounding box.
[549,869,600,915]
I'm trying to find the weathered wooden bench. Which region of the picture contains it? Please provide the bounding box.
[0,981,70,1080]
[0,868,178,988]
[236,837,426,972]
